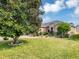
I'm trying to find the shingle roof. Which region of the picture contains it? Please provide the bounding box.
[41,20,62,27]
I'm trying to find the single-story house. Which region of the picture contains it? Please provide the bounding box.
[39,21,79,35]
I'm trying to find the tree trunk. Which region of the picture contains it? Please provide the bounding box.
[61,32,64,38]
[13,36,19,44]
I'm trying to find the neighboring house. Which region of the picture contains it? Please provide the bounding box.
[68,26,77,35]
[39,27,48,33]
[39,21,79,35]
[76,25,79,34]
[39,21,61,33]
[68,24,79,35]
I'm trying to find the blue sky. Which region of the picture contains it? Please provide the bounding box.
[41,0,79,26]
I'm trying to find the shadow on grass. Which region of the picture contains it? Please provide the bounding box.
[0,40,28,50]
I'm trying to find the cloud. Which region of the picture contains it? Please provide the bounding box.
[43,0,79,13]
[43,16,51,22]
[43,0,65,13]
[65,0,79,16]
[42,0,79,24]
[66,0,79,8]
[74,7,79,15]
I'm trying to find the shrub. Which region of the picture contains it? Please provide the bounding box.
[57,32,69,38]
[38,32,42,35]
[64,34,69,38]
[43,32,48,35]
[3,37,9,40]
[70,34,79,40]
[49,31,54,36]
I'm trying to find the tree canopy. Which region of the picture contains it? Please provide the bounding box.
[0,0,42,44]
[57,22,71,38]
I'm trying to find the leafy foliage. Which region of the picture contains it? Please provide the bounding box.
[0,0,42,44]
[57,22,71,38]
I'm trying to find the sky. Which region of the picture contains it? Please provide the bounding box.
[40,0,79,26]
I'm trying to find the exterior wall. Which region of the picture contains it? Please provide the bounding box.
[68,27,78,35]
[48,25,54,31]
[40,24,59,33]
[39,27,48,33]
[48,24,58,32]
[53,25,58,33]
[76,26,79,34]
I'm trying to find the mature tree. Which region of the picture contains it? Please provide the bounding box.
[57,22,71,38]
[27,0,42,35]
[0,0,42,44]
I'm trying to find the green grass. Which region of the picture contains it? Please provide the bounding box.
[0,37,79,59]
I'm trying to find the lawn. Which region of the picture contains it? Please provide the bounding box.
[0,37,79,59]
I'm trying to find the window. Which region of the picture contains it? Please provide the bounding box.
[51,27,53,32]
